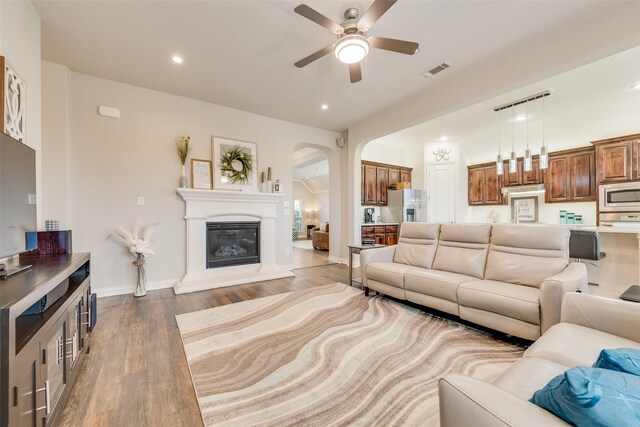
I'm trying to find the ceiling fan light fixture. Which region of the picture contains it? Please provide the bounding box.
[335,35,370,64]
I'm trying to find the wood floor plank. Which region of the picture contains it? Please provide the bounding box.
[57,259,350,426]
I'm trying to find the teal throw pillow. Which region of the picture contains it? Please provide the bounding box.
[530,366,640,427]
[594,348,640,377]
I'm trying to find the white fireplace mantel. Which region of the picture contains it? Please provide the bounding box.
[173,188,294,294]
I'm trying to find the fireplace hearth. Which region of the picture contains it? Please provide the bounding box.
[207,222,260,268]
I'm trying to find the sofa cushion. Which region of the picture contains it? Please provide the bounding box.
[365,262,416,288]
[525,323,640,367]
[393,222,440,269]
[594,348,640,376]
[530,367,640,427]
[432,224,492,279]
[485,224,569,288]
[493,356,570,401]
[405,269,476,303]
[457,280,540,325]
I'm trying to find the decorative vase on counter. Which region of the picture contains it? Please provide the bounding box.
[132,253,147,297]
[179,164,189,188]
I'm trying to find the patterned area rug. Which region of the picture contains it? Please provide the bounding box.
[176,283,526,426]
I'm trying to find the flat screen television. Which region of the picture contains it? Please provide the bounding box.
[0,131,37,261]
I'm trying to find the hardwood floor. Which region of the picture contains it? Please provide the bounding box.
[58,263,350,426]
[291,245,333,269]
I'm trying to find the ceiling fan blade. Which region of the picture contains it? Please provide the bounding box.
[358,0,398,31]
[294,4,344,34]
[349,63,362,83]
[294,45,334,68]
[369,36,419,55]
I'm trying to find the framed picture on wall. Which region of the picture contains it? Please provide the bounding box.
[211,136,258,191]
[191,158,213,190]
[510,196,539,223]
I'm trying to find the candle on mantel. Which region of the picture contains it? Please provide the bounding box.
[261,171,266,183]
[267,167,272,181]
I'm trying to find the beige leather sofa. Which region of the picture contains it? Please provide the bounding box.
[439,292,640,426]
[360,223,587,340]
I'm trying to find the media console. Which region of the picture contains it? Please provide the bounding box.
[0,253,93,427]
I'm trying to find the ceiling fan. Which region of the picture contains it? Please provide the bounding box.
[293,0,419,83]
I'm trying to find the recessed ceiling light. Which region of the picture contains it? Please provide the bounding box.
[440,136,448,141]
[172,55,183,64]
[305,176,310,179]
[631,82,640,90]
[321,104,328,110]
[514,114,527,122]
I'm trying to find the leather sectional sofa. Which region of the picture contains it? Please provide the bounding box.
[360,222,587,340]
[438,292,640,426]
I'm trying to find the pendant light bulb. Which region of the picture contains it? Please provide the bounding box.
[540,95,549,170]
[496,109,503,175]
[509,106,517,173]
[523,100,532,172]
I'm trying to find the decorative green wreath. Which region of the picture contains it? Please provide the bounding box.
[220,145,254,184]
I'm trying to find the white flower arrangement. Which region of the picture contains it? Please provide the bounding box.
[108,223,157,258]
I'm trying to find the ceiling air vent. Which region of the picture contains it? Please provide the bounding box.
[421,62,451,78]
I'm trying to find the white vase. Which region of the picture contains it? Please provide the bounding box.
[179,164,188,188]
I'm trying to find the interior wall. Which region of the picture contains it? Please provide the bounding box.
[361,141,424,189]
[0,1,42,227]
[42,67,341,295]
[41,61,68,228]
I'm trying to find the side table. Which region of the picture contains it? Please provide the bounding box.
[347,243,386,290]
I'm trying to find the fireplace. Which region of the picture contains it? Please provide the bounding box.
[207,222,260,268]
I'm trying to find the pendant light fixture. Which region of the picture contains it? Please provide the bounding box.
[509,106,517,174]
[540,95,549,170]
[496,109,504,175]
[523,100,532,172]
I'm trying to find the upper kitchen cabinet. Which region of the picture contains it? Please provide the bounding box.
[361,161,412,206]
[502,157,541,187]
[468,163,502,205]
[544,147,596,203]
[592,134,639,183]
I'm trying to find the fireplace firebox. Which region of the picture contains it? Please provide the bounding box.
[206,222,260,269]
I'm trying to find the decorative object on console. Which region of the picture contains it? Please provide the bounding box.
[433,147,451,161]
[45,219,60,231]
[108,223,157,297]
[190,158,213,190]
[1,56,26,142]
[176,135,191,188]
[212,136,257,191]
[274,178,283,193]
[22,230,72,256]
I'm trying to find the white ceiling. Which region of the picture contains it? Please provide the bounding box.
[32,0,628,132]
[370,44,640,164]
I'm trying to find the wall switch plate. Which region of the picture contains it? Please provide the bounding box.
[137,196,145,206]
[283,201,290,208]
[28,194,37,204]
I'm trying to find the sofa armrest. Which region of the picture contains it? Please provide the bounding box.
[538,262,588,334]
[439,374,569,427]
[360,246,396,289]
[561,292,640,342]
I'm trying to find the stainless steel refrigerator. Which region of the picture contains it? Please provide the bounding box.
[382,189,428,223]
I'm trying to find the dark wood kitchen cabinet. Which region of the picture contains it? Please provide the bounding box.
[361,161,413,206]
[361,224,398,245]
[545,147,595,203]
[468,163,501,205]
[592,133,640,183]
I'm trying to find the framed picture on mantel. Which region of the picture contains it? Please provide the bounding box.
[211,136,258,192]
[191,158,213,190]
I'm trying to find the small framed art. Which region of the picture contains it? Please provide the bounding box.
[510,196,539,223]
[191,158,213,190]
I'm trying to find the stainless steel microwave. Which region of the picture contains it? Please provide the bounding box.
[599,181,640,212]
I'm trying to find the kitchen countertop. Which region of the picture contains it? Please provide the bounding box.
[361,222,399,226]
[569,225,640,235]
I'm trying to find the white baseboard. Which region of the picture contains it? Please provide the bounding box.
[329,256,348,265]
[96,278,177,298]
